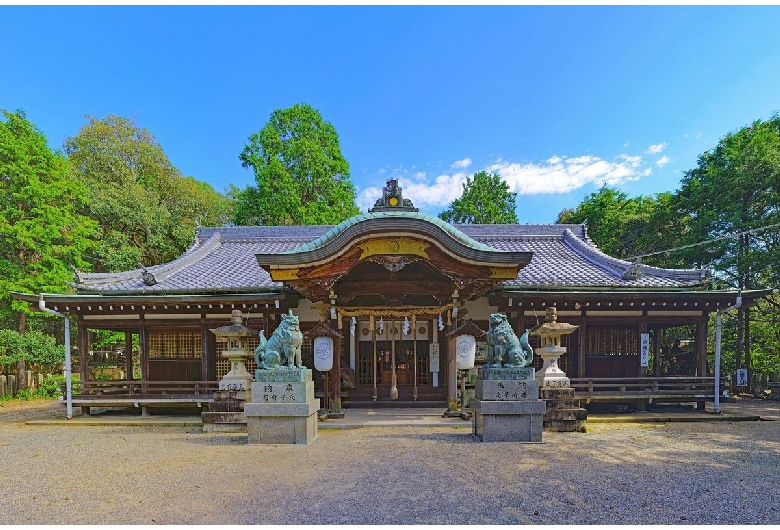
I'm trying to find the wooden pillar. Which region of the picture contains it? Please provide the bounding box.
[124,331,133,381]
[77,319,90,416]
[696,319,708,377]
[446,336,457,404]
[639,318,648,377]
[200,316,209,382]
[139,316,148,385]
[77,320,89,383]
[653,325,662,377]
[332,321,342,411]
[578,316,587,378]
[371,316,377,402]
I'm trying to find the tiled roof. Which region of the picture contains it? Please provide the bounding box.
[73,223,705,294]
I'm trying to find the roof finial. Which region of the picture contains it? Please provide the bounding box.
[368,178,419,213]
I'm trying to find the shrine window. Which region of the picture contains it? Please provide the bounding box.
[584,327,638,356]
[148,331,202,359]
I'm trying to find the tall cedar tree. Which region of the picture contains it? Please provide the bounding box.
[0,110,98,389]
[236,103,359,226]
[439,171,518,224]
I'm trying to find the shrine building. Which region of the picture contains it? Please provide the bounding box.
[14,179,767,413]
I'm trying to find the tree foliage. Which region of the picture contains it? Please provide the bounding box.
[64,115,231,272]
[0,109,98,320]
[0,329,63,372]
[439,171,518,224]
[237,103,359,226]
[676,115,780,289]
[1,109,98,388]
[675,115,780,376]
[556,187,689,268]
[559,115,780,381]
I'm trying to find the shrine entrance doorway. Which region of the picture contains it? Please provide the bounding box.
[353,320,442,404]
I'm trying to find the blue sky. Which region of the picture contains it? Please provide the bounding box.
[2,5,780,223]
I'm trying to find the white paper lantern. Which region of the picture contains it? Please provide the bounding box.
[313,336,334,371]
[455,334,476,369]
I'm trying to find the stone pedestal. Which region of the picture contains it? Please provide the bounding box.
[218,349,253,399]
[202,390,247,433]
[472,367,545,443]
[539,387,587,433]
[244,368,319,445]
[535,345,570,389]
[533,345,587,433]
[768,382,780,401]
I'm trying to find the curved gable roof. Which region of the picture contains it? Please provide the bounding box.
[255,211,531,267]
[70,222,707,294]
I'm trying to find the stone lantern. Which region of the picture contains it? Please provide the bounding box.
[529,307,587,432]
[529,307,578,389]
[210,310,258,399]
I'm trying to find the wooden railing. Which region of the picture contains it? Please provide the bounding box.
[569,376,728,408]
[65,380,219,398]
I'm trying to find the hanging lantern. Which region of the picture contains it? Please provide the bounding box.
[313,336,334,372]
[455,334,476,369]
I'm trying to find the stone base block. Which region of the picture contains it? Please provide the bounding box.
[479,366,535,380]
[537,376,570,389]
[250,381,313,404]
[255,368,312,383]
[209,392,246,412]
[201,411,247,433]
[245,400,319,445]
[471,398,545,443]
[540,387,587,433]
[476,378,539,401]
[219,376,252,393]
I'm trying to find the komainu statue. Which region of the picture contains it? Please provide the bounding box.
[486,313,533,368]
[254,312,304,369]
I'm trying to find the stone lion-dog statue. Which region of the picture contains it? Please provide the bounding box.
[254,311,304,369]
[486,313,533,368]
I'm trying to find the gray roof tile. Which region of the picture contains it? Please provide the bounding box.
[74,223,705,294]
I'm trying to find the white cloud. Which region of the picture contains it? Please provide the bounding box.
[356,152,652,211]
[646,142,667,155]
[656,155,670,167]
[485,153,646,195]
[452,157,472,169]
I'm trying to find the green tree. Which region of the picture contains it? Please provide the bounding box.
[0,109,98,388]
[676,115,780,377]
[237,103,359,226]
[556,187,688,267]
[65,115,231,271]
[0,329,63,377]
[560,116,780,383]
[439,171,518,224]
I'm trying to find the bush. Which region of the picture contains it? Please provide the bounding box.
[15,375,64,400]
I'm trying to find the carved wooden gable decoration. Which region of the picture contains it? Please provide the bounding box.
[255,187,532,305]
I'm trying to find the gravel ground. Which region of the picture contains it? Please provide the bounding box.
[1,398,779,525]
